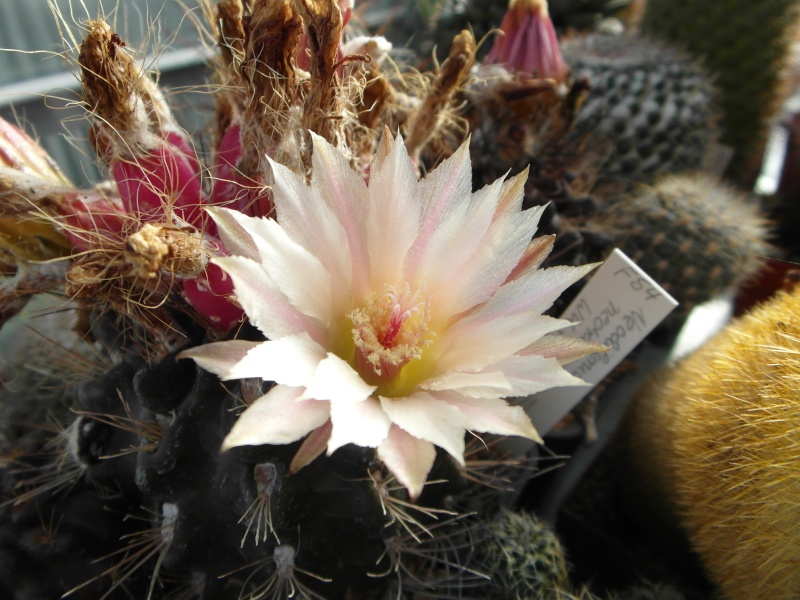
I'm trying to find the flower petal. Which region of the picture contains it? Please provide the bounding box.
[437,312,574,372]
[380,393,467,464]
[436,392,543,444]
[521,334,608,365]
[200,333,325,385]
[302,353,376,404]
[239,216,333,324]
[207,206,259,261]
[214,255,326,342]
[268,156,354,310]
[404,140,473,279]
[178,340,260,379]
[221,386,331,451]
[328,396,391,454]
[420,370,513,398]
[366,131,421,285]
[290,420,333,474]
[492,354,590,396]
[377,424,437,500]
[310,132,371,297]
[479,263,599,323]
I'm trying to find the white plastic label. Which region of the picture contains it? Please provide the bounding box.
[522,248,679,435]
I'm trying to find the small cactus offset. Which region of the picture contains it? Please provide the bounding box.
[620,287,800,600]
[472,510,601,600]
[587,173,770,328]
[641,0,800,183]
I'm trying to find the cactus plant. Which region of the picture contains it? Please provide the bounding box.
[561,33,719,189]
[640,0,800,183]
[619,287,800,600]
[586,172,770,329]
[0,1,607,598]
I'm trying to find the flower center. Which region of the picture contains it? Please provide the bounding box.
[348,285,431,387]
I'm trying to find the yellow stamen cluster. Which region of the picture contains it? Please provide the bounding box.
[348,285,431,386]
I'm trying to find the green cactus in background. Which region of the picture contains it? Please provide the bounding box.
[640,0,800,184]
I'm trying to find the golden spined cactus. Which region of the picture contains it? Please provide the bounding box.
[620,288,800,600]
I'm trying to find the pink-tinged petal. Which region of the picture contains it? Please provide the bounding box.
[377,424,437,500]
[437,313,573,372]
[476,263,599,323]
[440,203,546,317]
[207,206,259,261]
[221,385,331,451]
[418,175,503,314]
[290,420,333,474]
[327,396,391,454]
[302,354,376,404]
[380,393,467,464]
[505,234,555,283]
[520,334,607,365]
[309,132,371,296]
[214,255,327,343]
[494,167,527,219]
[220,215,333,324]
[436,391,543,444]
[404,140,473,279]
[178,340,261,378]
[366,131,421,285]
[491,354,589,396]
[420,371,513,398]
[187,333,325,385]
[268,156,353,308]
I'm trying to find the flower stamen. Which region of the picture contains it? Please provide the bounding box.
[349,284,431,386]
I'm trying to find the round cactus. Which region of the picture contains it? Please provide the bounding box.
[561,33,719,189]
[587,173,770,329]
[619,287,800,600]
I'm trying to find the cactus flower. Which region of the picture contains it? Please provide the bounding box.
[486,0,567,81]
[180,131,600,498]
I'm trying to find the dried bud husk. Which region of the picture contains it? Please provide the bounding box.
[404,30,476,159]
[124,223,207,280]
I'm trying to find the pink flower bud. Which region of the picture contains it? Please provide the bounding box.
[112,140,206,227]
[210,124,273,218]
[486,0,567,81]
[59,191,126,252]
[182,261,243,331]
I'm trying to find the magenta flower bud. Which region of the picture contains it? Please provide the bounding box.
[210,124,273,218]
[112,140,206,227]
[182,261,243,331]
[486,0,567,81]
[59,191,126,252]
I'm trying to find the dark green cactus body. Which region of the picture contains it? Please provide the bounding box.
[641,0,800,183]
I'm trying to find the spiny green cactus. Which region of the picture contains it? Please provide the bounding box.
[472,509,602,600]
[620,288,800,600]
[641,0,800,183]
[562,33,719,188]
